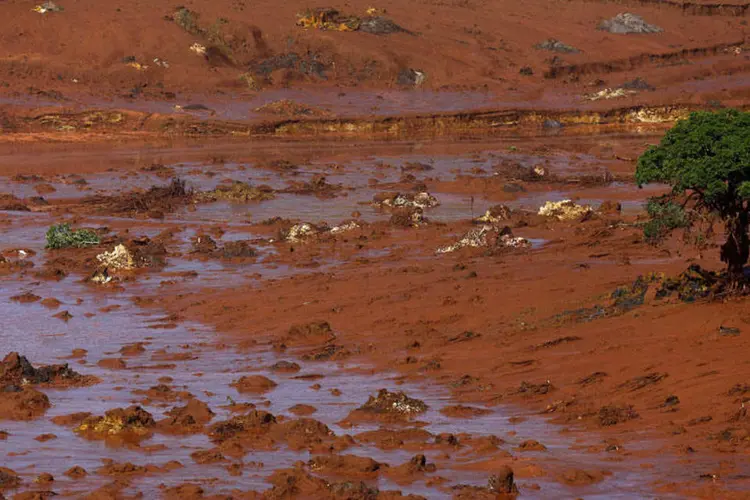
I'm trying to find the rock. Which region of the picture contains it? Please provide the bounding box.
[538,199,592,221]
[543,119,563,129]
[598,13,662,34]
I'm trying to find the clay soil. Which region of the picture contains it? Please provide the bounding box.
[2,0,750,498]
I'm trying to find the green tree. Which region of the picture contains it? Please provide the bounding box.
[636,109,750,280]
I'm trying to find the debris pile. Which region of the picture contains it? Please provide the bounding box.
[437,225,530,254]
[375,192,439,210]
[474,205,512,224]
[598,13,662,34]
[296,7,406,35]
[538,200,592,220]
[75,406,155,439]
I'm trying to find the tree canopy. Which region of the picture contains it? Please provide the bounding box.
[636,109,750,278]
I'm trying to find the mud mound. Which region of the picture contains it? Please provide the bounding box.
[191,236,257,260]
[208,410,277,445]
[0,387,50,420]
[284,320,336,346]
[0,352,96,388]
[0,467,20,490]
[159,400,215,434]
[308,454,384,478]
[283,174,342,198]
[274,418,336,451]
[104,178,194,218]
[345,389,427,423]
[75,406,156,440]
[231,375,278,394]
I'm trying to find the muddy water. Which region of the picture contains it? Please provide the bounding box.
[0,273,684,499]
[0,141,687,498]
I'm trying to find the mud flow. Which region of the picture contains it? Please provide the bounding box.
[1,131,748,500]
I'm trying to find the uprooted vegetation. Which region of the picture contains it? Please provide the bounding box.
[553,265,728,326]
[196,181,275,203]
[84,178,194,218]
[45,224,100,249]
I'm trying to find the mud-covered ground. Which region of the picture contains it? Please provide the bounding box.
[2,0,750,497]
[0,132,748,499]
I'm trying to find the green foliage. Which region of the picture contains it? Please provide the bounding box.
[45,224,100,250]
[636,108,750,276]
[636,109,750,214]
[642,198,690,244]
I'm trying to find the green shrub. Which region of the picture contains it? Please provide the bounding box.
[45,224,100,249]
[642,198,690,244]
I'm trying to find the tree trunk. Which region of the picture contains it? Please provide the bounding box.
[721,211,749,282]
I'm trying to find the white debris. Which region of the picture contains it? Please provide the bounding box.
[474,205,512,225]
[190,43,207,56]
[153,58,170,68]
[584,88,635,101]
[436,225,529,254]
[284,223,317,243]
[499,233,532,249]
[381,192,439,210]
[90,270,112,284]
[329,221,360,234]
[96,244,135,271]
[412,70,426,87]
[33,1,63,14]
[538,200,592,221]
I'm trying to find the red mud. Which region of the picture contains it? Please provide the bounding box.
[2,1,750,496]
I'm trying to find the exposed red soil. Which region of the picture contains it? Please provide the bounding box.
[2,1,750,495]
